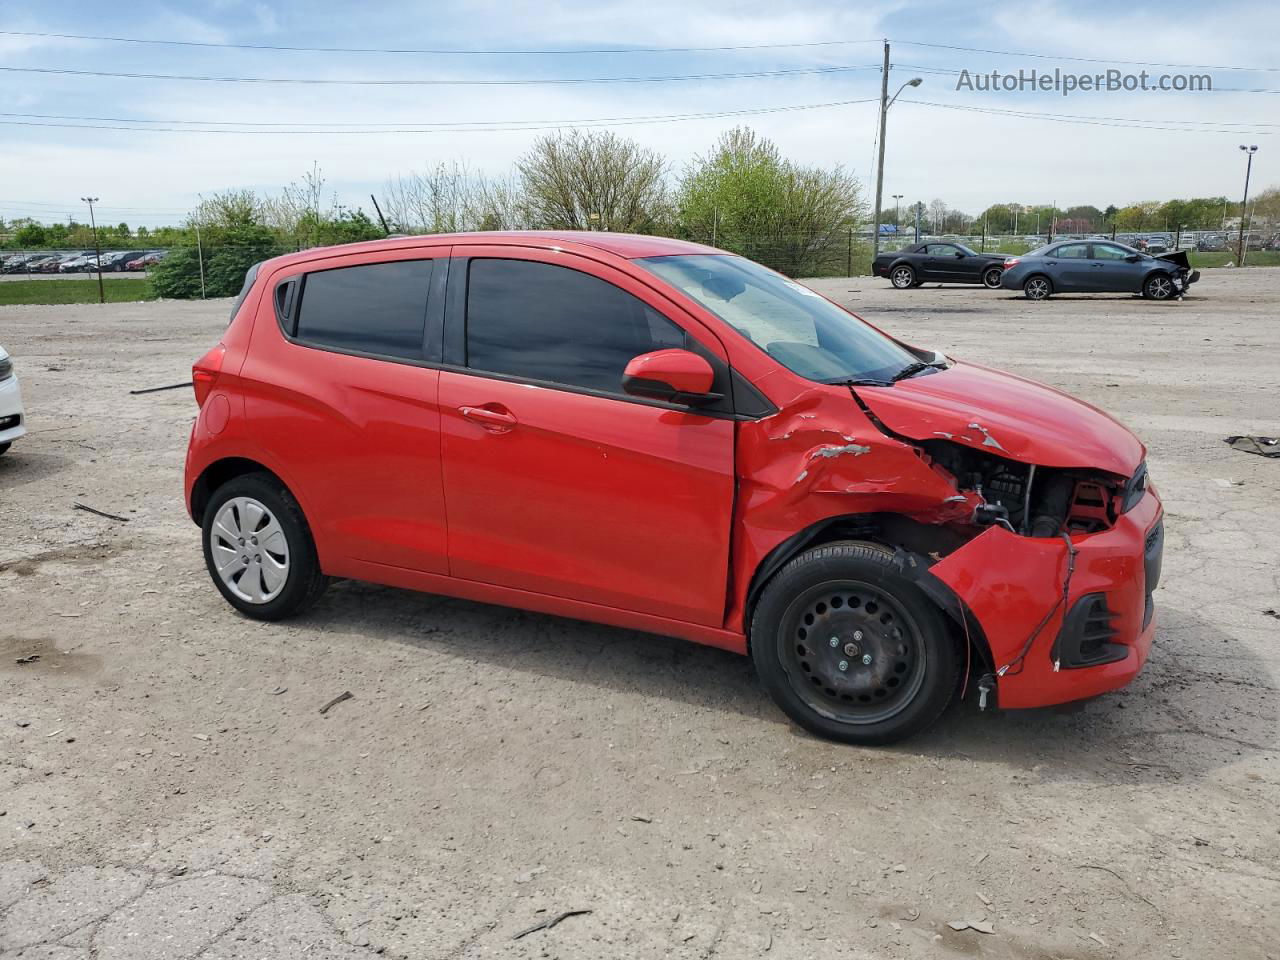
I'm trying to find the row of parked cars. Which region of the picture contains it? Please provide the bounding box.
[0,250,168,274]
[872,237,1200,301]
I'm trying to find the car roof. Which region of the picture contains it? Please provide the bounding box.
[261,230,725,272]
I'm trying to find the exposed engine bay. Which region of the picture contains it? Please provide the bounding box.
[921,439,1132,539]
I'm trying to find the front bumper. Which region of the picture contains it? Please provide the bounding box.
[928,488,1163,709]
[0,373,26,444]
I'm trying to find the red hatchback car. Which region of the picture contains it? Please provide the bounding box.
[185,232,1163,744]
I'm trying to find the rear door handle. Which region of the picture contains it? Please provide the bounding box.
[458,405,517,433]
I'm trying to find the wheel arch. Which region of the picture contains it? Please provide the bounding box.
[742,512,994,671]
[190,456,293,526]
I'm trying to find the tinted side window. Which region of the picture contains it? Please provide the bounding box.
[465,258,688,393]
[295,259,434,360]
[925,244,956,255]
[1092,244,1130,261]
[1055,243,1090,259]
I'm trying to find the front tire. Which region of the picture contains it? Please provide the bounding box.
[890,265,916,289]
[1143,272,1176,300]
[202,472,328,621]
[1023,275,1052,300]
[982,267,1003,288]
[750,542,959,745]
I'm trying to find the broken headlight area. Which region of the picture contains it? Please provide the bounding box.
[919,439,1138,540]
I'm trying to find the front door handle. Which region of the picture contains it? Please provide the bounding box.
[458,405,517,433]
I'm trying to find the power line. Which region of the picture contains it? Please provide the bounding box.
[0,63,880,86]
[0,28,881,55]
[902,99,1277,134]
[894,40,1280,74]
[0,99,877,130]
[0,99,877,135]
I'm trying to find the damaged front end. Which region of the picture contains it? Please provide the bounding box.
[733,361,1163,711]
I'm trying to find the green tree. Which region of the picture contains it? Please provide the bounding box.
[676,127,864,276]
[14,222,48,247]
[518,129,668,232]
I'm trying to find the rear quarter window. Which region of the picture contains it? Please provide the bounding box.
[294,259,435,361]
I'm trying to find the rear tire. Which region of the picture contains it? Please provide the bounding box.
[890,265,916,289]
[750,542,959,745]
[201,472,328,621]
[1023,275,1052,300]
[1143,272,1176,300]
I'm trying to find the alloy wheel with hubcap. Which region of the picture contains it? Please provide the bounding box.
[201,471,328,620]
[209,496,290,603]
[983,267,1003,288]
[891,266,915,289]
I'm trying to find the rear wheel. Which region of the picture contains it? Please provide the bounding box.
[750,542,959,745]
[1023,275,1052,300]
[890,265,916,289]
[1143,272,1176,300]
[202,473,328,620]
[982,266,1003,288]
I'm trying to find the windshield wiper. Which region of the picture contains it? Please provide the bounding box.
[890,361,944,383]
[823,376,893,387]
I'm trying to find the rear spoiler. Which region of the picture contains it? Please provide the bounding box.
[1155,250,1191,270]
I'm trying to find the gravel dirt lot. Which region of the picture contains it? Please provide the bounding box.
[2,268,1277,959]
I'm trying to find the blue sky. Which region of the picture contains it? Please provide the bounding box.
[0,0,1275,227]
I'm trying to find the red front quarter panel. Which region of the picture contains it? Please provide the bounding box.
[930,490,1162,708]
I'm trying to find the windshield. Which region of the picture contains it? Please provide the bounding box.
[637,254,917,384]
[954,243,979,256]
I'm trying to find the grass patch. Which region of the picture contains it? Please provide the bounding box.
[1187,250,1280,269]
[0,277,157,306]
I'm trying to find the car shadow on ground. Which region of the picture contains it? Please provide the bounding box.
[0,449,73,490]
[299,581,1273,785]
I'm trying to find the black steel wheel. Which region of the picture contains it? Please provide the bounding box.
[751,542,959,745]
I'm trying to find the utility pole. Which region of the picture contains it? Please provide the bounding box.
[872,41,891,259]
[194,220,207,299]
[871,45,922,259]
[81,196,104,304]
[891,194,903,225]
[1237,145,1259,265]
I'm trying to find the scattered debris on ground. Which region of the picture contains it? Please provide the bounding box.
[512,909,592,940]
[129,381,193,395]
[1224,435,1280,458]
[318,690,354,715]
[72,501,131,522]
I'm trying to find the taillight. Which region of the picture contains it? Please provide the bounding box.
[1004,257,1020,268]
[192,343,226,407]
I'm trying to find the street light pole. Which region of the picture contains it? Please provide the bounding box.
[1237,145,1258,266]
[81,196,104,304]
[871,41,922,258]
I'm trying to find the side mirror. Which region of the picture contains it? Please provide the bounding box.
[1125,254,1142,262]
[623,349,722,407]
[954,251,965,258]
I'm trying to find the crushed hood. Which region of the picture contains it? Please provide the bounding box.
[1155,250,1191,271]
[854,361,1145,477]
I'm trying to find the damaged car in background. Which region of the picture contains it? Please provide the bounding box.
[1001,239,1199,301]
[185,232,1163,745]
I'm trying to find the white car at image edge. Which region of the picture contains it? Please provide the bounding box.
[0,345,26,454]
